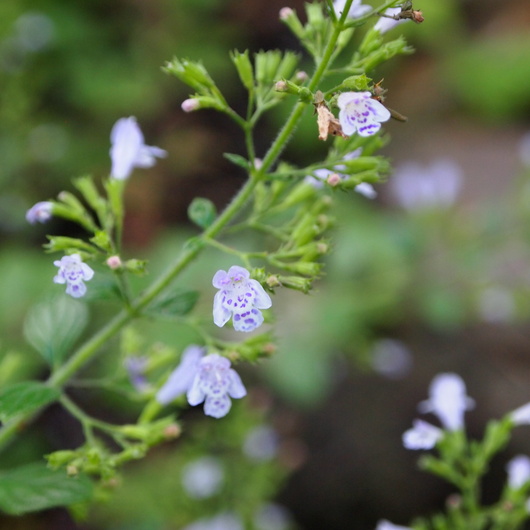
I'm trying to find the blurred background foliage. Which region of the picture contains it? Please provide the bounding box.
[2,0,530,528]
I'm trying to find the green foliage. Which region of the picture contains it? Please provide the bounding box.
[0,382,60,422]
[0,463,93,515]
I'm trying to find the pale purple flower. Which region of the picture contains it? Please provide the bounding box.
[375,521,412,530]
[333,0,371,19]
[371,338,413,379]
[374,8,409,34]
[53,253,94,298]
[125,356,149,392]
[26,201,53,224]
[110,116,167,180]
[156,345,205,405]
[243,425,279,461]
[418,373,475,431]
[254,503,292,530]
[306,149,377,198]
[213,266,272,333]
[510,402,530,426]
[507,455,530,489]
[390,159,463,211]
[402,419,443,450]
[337,92,391,137]
[187,353,247,418]
[182,456,224,499]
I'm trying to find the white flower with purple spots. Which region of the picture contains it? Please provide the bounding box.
[53,254,94,298]
[337,92,391,137]
[213,266,272,332]
[110,116,167,180]
[187,353,247,418]
[26,201,53,224]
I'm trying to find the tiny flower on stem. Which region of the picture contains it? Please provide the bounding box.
[53,253,94,298]
[337,92,391,137]
[213,265,272,332]
[506,455,530,489]
[26,201,53,224]
[418,373,475,431]
[156,345,205,405]
[402,419,443,450]
[187,353,247,418]
[375,521,412,530]
[110,116,167,180]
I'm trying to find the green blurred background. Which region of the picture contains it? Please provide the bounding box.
[2,0,530,528]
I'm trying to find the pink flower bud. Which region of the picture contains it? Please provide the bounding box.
[326,173,341,187]
[181,98,200,112]
[106,255,123,270]
[279,7,293,20]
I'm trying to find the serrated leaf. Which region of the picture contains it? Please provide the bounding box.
[146,289,199,317]
[0,382,60,423]
[0,463,93,515]
[24,296,89,365]
[223,153,250,170]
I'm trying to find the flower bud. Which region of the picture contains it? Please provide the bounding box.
[326,173,341,187]
[279,7,305,39]
[106,255,122,270]
[294,71,309,84]
[181,98,200,112]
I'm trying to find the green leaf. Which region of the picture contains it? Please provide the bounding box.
[146,289,199,318]
[0,463,93,515]
[24,296,89,365]
[0,382,60,423]
[187,197,217,229]
[223,152,250,170]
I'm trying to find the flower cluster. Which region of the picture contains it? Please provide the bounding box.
[213,266,272,333]
[53,254,94,298]
[156,347,247,418]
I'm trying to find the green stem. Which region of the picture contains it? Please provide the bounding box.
[0,9,353,451]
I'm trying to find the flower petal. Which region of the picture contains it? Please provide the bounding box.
[203,393,232,418]
[213,291,232,327]
[228,369,247,399]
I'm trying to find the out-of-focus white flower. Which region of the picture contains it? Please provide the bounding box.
[418,373,475,431]
[243,425,279,461]
[254,503,292,530]
[183,512,244,530]
[510,402,530,426]
[375,520,413,530]
[371,339,413,379]
[333,0,371,19]
[374,8,408,34]
[477,287,515,324]
[402,419,443,450]
[110,116,166,180]
[390,159,463,211]
[507,455,530,489]
[338,91,391,137]
[26,201,53,224]
[182,456,224,498]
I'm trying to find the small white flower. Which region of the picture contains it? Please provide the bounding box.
[507,455,530,489]
[337,92,391,137]
[213,266,272,332]
[243,425,279,461]
[26,201,53,224]
[402,419,443,450]
[510,402,530,426]
[390,159,463,211]
[374,8,409,34]
[333,0,371,19]
[53,254,94,298]
[375,520,412,530]
[110,116,167,180]
[156,345,205,405]
[182,457,224,499]
[418,373,475,431]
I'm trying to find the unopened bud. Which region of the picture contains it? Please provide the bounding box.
[411,10,424,23]
[164,424,182,439]
[266,275,281,288]
[66,465,79,477]
[106,255,122,270]
[295,71,308,83]
[326,173,341,187]
[181,98,200,112]
[279,7,293,20]
[254,158,263,170]
[262,343,277,356]
[227,350,240,362]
